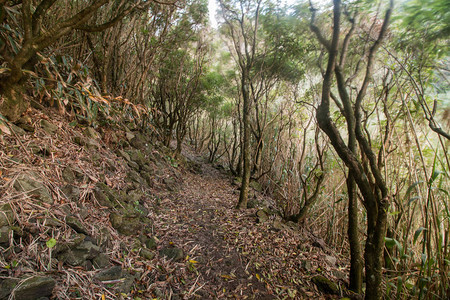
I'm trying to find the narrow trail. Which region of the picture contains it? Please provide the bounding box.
[153,149,273,298]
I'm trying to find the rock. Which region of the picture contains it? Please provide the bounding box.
[94,183,121,208]
[14,175,53,204]
[140,248,155,260]
[127,189,143,203]
[0,278,19,299]
[83,127,100,139]
[13,276,56,300]
[129,150,146,169]
[332,270,346,280]
[301,260,314,272]
[10,124,26,136]
[29,143,51,157]
[44,218,63,227]
[272,219,284,231]
[84,138,100,150]
[143,236,157,250]
[325,255,337,266]
[40,119,58,135]
[58,239,100,266]
[311,275,339,295]
[93,253,110,269]
[61,184,80,202]
[127,170,145,186]
[62,167,76,183]
[117,274,134,294]
[16,118,34,132]
[0,226,11,247]
[117,149,131,162]
[110,213,144,236]
[66,216,89,235]
[54,233,86,254]
[126,131,135,142]
[249,180,262,192]
[159,247,184,262]
[256,209,268,223]
[73,136,100,149]
[94,266,123,281]
[0,203,14,227]
[130,136,145,149]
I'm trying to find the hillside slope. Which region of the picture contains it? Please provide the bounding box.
[0,108,348,299]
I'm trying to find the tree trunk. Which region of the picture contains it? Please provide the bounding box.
[0,83,28,122]
[237,77,251,209]
[347,174,363,293]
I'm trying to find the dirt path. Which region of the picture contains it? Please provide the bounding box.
[150,149,338,299]
[153,151,273,299]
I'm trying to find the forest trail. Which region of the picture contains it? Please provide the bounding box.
[153,148,273,298]
[151,147,338,299]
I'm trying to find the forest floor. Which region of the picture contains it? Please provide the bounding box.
[0,108,349,299]
[150,146,347,299]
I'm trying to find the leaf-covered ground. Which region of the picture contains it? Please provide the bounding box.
[0,108,349,299]
[150,147,348,299]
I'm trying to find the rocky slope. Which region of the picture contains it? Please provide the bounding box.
[0,108,349,299]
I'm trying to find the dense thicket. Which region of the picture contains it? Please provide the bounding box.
[1,0,448,298]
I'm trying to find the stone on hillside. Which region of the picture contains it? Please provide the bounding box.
[62,167,76,182]
[127,170,145,186]
[61,184,80,202]
[29,143,51,157]
[140,248,155,260]
[66,216,89,235]
[0,226,11,247]
[117,274,135,294]
[14,175,53,204]
[256,209,268,223]
[0,278,19,299]
[126,131,135,142]
[16,117,34,132]
[93,253,110,269]
[83,127,100,139]
[94,266,123,281]
[84,138,100,150]
[325,255,337,266]
[272,219,284,231]
[249,180,262,192]
[73,135,100,150]
[159,247,184,262]
[10,124,26,136]
[13,276,56,300]
[94,182,121,208]
[129,149,146,168]
[139,236,157,250]
[53,233,85,254]
[110,213,144,236]
[40,119,58,135]
[44,218,63,227]
[0,203,14,227]
[58,239,100,267]
[301,260,314,272]
[130,136,145,149]
[127,190,143,203]
[311,275,339,295]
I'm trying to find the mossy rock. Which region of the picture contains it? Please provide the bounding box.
[159,247,184,262]
[40,119,58,135]
[311,275,339,295]
[13,276,56,300]
[0,203,14,227]
[0,278,20,299]
[13,175,53,204]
